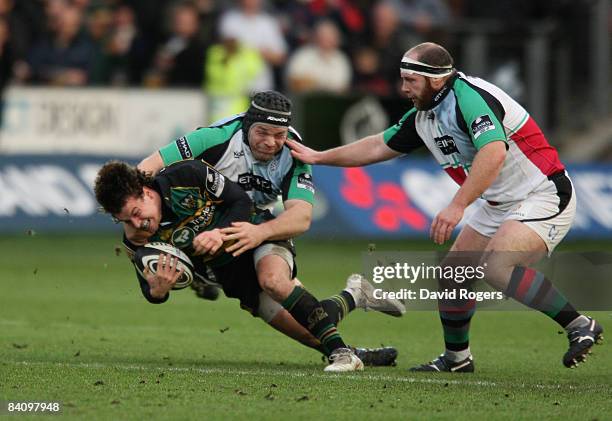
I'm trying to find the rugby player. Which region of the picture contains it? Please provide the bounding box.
[130,90,404,367]
[287,42,603,371]
[95,160,398,371]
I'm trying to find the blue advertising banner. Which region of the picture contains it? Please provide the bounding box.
[308,160,612,239]
[0,155,137,233]
[1,155,611,238]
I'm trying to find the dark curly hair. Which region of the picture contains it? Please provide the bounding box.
[94,161,154,215]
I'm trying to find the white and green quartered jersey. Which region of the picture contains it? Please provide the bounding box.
[383,72,565,204]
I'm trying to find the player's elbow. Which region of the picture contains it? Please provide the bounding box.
[137,152,163,175]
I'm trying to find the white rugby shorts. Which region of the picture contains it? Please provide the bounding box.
[253,242,294,272]
[467,171,576,253]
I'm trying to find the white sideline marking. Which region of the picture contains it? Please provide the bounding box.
[6,361,598,391]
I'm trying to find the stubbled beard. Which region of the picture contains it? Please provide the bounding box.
[413,82,437,110]
[252,150,274,162]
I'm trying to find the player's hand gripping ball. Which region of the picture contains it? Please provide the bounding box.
[134,242,194,290]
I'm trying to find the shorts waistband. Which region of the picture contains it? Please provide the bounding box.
[486,170,569,207]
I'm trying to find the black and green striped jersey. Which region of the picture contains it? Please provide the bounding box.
[384,72,564,204]
[124,159,253,303]
[157,114,314,209]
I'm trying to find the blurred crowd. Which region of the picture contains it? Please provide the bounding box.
[0,0,597,108]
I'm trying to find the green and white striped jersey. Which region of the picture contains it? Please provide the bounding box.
[158,114,314,209]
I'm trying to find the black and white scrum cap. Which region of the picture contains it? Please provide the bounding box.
[243,91,292,132]
[400,57,454,78]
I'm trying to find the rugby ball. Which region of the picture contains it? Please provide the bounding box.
[134,242,194,290]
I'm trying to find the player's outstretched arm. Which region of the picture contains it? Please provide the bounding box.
[257,199,312,240]
[222,200,312,257]
[286,133,402,167]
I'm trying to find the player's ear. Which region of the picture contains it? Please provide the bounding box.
[430,77,446,90]
[142,187,153,199]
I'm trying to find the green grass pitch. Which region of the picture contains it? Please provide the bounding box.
[1,234,611,420]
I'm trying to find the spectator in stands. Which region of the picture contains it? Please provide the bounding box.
[124,0,171,50]
[285,19,351,94]
[352,1,408,97]
[0,0,39,63]
[105,4,152,86]
[71,0,91,13]
[87,6,113,44]
[352,47,390,97]
[303,0,366,47]
[276,0,366,52]
[44,0,70,34]
[386,0,450,43]
[203,23,265,123]
[275,1,316,51]
[218,0,287,90]
[86,5,113,85]
[145,1,206,87]
[193,0,221,48]
[26,5,96,85]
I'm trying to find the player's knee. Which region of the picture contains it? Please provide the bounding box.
[257,270,293,300]
[256,254,293,300]
[479,252,519,290]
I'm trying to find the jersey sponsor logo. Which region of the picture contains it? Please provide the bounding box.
[432,84,449,105]
[508,202,533,219]
[296,173,314,193]
[205,169,225,198]
[176,136,193,159]
[233,150,245,158]
[191,205,216,230]
[171,227,196,249]
[471,115,495,139]
[160,204,216,249]
[237,172,275,194]
[434,135,459,155]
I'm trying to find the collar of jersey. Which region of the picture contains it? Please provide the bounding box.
[426,72,459,110]
[152,178,177,225]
